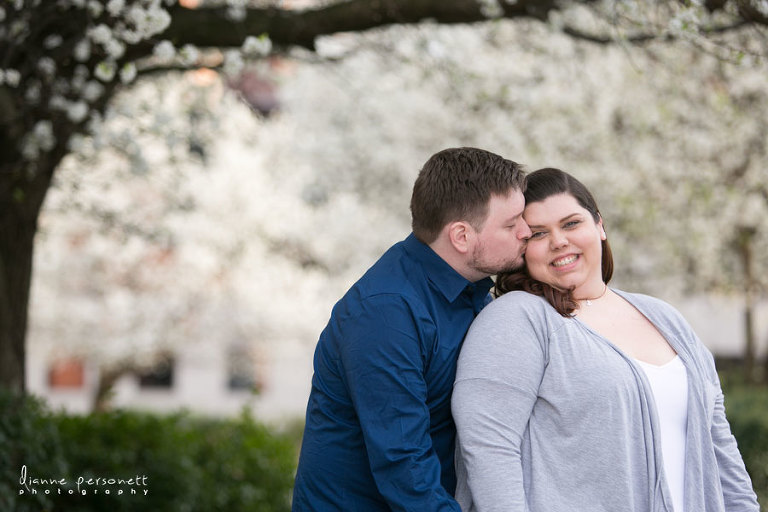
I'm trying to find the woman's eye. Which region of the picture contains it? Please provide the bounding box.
[564,221,580,229]
[529,231,545,239]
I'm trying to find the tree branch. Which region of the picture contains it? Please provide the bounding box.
[561,20,751,45]
[160,0,562,51]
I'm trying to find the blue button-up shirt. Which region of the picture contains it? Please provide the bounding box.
[292,233,493,511]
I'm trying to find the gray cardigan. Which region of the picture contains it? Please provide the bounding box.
[452,289,759,512]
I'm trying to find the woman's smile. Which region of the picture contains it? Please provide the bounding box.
[551,253,579,269]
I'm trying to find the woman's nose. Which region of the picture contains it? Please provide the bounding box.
[550,231,568,249]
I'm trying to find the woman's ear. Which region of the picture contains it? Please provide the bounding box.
[597,214,607,241]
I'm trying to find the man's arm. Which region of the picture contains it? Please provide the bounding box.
[339,295,461,512]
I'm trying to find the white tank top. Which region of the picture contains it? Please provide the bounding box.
[635,355,688,512]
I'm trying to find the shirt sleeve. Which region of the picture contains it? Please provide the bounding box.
[452,294,548,512]
[338,294,461,512]
[696,341,761,511]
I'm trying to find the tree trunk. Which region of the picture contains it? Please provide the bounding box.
[762,304,768,385]
[0,164,56,392]
[92,364,134,413]
[736,226,756,383]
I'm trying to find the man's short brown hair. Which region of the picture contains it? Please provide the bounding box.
[410,147,526,243]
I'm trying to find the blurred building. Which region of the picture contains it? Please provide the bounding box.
[26,337,314,422]
[26,294,767,420]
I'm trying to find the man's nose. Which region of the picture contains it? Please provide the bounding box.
[518,221,532,240]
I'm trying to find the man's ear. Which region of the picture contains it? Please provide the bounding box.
[448,221,473,254]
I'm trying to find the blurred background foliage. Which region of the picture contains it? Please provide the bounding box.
[1,389,300,512]
[2,377,766,511]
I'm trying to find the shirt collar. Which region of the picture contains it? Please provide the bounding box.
[403,233,494,303]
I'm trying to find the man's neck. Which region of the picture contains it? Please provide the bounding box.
[428,237,485,283]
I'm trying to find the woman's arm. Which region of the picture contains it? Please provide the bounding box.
[697,342,761,511]
[452,294,548,512]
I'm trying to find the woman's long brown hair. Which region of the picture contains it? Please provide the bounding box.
[494,168,614,317]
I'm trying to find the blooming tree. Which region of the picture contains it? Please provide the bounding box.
[3,0,768,392]
[31,14,768,411]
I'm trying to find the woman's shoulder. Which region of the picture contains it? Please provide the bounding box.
[486,290,555,314]
[475,290,569,333]
[463,291,558,363]
[614,288,695,336]
[614,289,684,317]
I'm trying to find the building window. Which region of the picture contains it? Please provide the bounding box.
[138,357,174,389]
[227,344,258,391]
[48,358,85,389]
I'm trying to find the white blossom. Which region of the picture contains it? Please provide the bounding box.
[38,57,57,77]
[89,24,113,45]
[25,82,41,104]
[120,62,137,84]
[242,35,272,57]
[44,34,63,49]
[95,60,117,82]
[68,133,86,152]
[126,3,171,38]
[426,39,446,59]
[478,0,503,18]
[21,138,40,160]
[67,101,90,123]
[754,0,768,16]
[126,4,146,26]
[667,5,704,35]
[71,65,90,90]
[105,38,126,59]
[106,0,126,17]
[153,40,176,62]
[223,50,244,76]
[22,119,57,159]
[82,80,105,101]
[120,29,142,45]
[3,69,20,87]
[35,121,56,151]
[86,110,103,135]
[146,4,172,35]
[227,5,246,21]
[49,95,68,111]
[225,0,247,21]
[74,39,91,62]
[179,44,200,66]
[88,0,104,17]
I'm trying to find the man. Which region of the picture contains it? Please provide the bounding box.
[292,147,531,511]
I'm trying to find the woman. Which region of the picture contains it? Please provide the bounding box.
[452,168,759,512]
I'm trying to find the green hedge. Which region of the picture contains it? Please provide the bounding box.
[722,378,768,510]
[2,383,766,511]
[1,391,299,512]
[0,391,68,512]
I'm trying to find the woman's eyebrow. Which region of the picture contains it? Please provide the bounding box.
[527,213,581,229]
